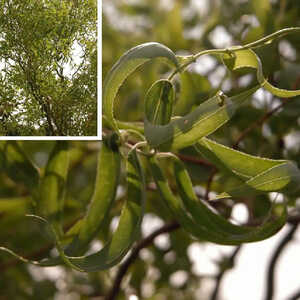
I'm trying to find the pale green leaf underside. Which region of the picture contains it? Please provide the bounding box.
[196,137,300,198]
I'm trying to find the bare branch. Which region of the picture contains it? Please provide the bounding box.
[210,246,242,300]
[233,101,286,149]
[264,224,298,300]
[177,153,215,168]
[287,288,300,300]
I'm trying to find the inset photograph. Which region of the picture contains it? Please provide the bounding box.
[0,0,98,137]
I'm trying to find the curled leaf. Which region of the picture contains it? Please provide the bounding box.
[67,135,121,255]
[150,154,287,245]
[223,48,300,98]
[196,137,300,198]
[145,79,174,126]
[1,148,146,272]
[145,86,258,151]
[45,148,145,271]
[37,141,69,237]
[103,42,179,132]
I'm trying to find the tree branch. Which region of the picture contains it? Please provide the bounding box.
[233,101,286,149]
[205,168,217,200]
[177,153,215,168]
[264,224,298,300]
[287,288,300,300]
[210,245,242,300]
[234,76,300,150]
[105,221,180,300]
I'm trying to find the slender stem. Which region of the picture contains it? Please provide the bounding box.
[168,49,227,81]
[287,289,300,300]
[264,224,298,300]
[205,168,218,200]
[168,27,300,82]
[241,27,300,50]
[210,246,242,300]
[233,101,286,149]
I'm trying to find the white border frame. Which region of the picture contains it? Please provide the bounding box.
[0,0,102,141]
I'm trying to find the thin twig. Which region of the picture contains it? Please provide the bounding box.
[287,288,300,300]
[177,153,214,168]
[210,246,242,300]
[105,221,180,300]
[264,224,299,300]
[234,76,300,149]
[287,214,300,225]
[233,101,286,149]
[205,168,217,200]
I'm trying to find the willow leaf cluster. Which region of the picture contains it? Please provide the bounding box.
[1,28,300,272]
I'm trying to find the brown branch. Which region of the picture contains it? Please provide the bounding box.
[16,53,56,135]
[287,214,300,225]
[105,221,180,300]
[233,101,286,149]
[264,224,298,300]
[210,246,242,300]
[234,76,300,149]
[205,168,217,200]
[287,289,300,300]
[177,153,215,168]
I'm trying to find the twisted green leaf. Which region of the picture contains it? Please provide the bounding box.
[145,86,258,151]
[49,147,145,271]
[149,154,286,245]
[103,42,179,132]
[37,141,69,237]
[223,48,300,98]
[196,138,300,198]
[1,148,146,272]
[67,135,121,255]
[145,79,175,126]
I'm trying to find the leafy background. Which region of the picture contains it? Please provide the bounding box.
[0,0,97,136]
[1,0,300,300]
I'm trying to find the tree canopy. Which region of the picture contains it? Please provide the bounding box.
[0,0,97,136]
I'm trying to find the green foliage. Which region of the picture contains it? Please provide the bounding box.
[2,26,300,272]
[2,1,300,299]
[0,0,97,136]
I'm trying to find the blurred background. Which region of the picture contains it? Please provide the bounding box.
[1,0,300,299]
